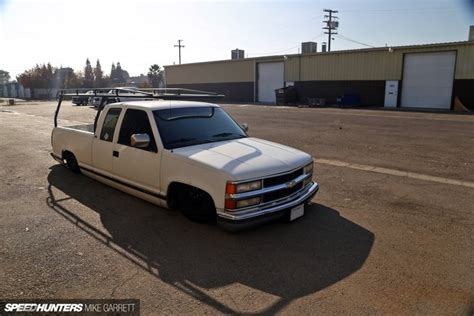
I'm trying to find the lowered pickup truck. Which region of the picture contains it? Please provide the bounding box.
[51,90,319,230]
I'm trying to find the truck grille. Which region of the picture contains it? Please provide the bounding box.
[263,168,303,187]
[261,167,305,203]
[262,182,304,203]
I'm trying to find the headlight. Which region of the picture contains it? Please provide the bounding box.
[226,180,262,194]
[303,162,313,175]
[236,180,262,193]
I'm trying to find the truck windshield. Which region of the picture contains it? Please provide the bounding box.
[153,107,247,149]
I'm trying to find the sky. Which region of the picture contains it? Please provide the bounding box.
[0,0,473,78]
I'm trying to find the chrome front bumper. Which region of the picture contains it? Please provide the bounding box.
[217,181,319,223]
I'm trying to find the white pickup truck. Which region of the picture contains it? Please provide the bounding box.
[51,96,319,230]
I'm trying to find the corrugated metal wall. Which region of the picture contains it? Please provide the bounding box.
[285,42,474,81]
[285,50,400,81]
[165,59,255,84]
[454,44,474,79]
[165,42,474,85]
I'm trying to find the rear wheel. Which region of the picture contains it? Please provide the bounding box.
[63,151,80,173]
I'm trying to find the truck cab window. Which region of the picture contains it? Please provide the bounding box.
[118,109,157,152]
[100,108,122,142]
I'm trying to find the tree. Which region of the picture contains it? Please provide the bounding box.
[16,67,36,89]
[50,67,82,89]
[83,58,94,88]
[147,64,164,88]
[60,68,82,89]
[16,63,56,98]
[102,75,111,87]
[94,59,103,87]
[43,63,54,90]
[0,70,10,84]
[17,64,52,89]
[110,63,115,80]
[110,63,116,83]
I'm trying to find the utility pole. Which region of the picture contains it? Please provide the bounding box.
[174,39,185,64]
[323,9,338,52]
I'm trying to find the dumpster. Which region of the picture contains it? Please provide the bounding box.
[275,86,298,106]
[337,94,361,107]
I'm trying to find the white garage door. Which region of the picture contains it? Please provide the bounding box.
[258,62,284,103]
[401,51,456,109]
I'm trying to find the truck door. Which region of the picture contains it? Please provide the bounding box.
[92,107,122,175]
[112,108,160,192]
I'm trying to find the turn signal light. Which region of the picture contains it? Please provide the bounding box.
[226,183,237,194]
[225,199,237,209]
[225,197,261,210]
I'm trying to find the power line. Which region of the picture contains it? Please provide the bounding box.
[335,34,375,48]
[323,9,339,52]
[249,45,299,56]
[339,7,458,13]
[247,33,325,56]
[174,39,185,65]
[310,32,326,41]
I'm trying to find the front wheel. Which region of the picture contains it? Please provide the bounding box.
[181,187,216,222]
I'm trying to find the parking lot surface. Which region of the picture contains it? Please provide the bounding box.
[1,102,473,315]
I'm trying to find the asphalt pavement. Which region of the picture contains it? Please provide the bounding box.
[0,101,472,314]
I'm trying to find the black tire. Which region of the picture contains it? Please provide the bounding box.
[64,152,80,174]
[171,185,216,222]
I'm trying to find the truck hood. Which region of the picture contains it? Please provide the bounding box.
[171,137,312,180]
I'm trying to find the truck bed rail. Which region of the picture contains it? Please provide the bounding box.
[54,87,225,129]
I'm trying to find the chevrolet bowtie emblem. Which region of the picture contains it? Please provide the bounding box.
[287,180,297,188]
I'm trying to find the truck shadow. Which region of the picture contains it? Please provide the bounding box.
[46,165,374,315]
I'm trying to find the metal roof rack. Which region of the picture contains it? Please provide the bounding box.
[54,87,225,128]
[57,87,225,100]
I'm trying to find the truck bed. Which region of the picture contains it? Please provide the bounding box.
[64,124,94,133]
[51,125,95,167]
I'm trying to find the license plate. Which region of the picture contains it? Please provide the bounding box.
[290,204,305,221]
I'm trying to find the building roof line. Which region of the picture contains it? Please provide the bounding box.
[164,40,474,68]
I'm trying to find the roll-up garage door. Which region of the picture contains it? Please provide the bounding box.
[257,62,284,103]
[401,51,456,109]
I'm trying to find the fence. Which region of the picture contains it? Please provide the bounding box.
[0,83,58,100]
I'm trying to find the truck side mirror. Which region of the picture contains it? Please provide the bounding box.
[241,123,249,132]
[130,133,150,148]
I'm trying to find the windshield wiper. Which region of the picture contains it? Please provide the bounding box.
[167,137,215,148]
[167,133,245,149]
[167,137,197,145]
[212,132,245,138]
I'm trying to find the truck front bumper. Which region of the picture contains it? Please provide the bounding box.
[216,181,319,231]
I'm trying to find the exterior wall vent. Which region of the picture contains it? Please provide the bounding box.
[321,42,327,52]
[302,42,317,54]
[231,49,245,59]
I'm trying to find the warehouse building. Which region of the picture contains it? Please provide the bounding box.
[165,31,474,110]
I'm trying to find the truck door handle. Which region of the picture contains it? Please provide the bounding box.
[113,151,119,158]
